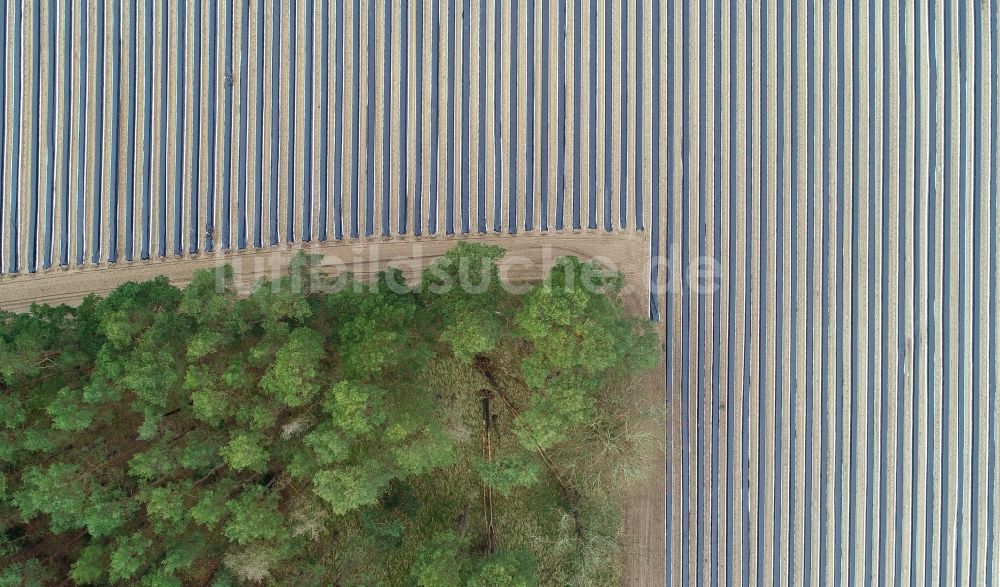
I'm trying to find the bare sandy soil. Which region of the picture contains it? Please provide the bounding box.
[0,231,667,586]
[620,322,668,587]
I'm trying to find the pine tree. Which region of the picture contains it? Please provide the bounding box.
[0,246,659,584]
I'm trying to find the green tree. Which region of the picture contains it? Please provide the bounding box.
[0,559,52,586]
[327,270,429,380]
[69,543,109,585]
[108,533,153,583]
[466,550,539,587]
[12,463,89,533]
[303,424,351,465]
[474,454,542,496]
[421,242,508,362]
[312,462,394,515]
[189,487,231,529]
[323,380,387,437]
[139,481,191,535]
[260,327,326,407]
[512,257,659,449]
[46,386,97,431]
[410,531,467,587]
[220,432,270,473]
[223,487,284,545]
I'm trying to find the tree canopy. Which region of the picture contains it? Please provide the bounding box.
[0,244,659,585]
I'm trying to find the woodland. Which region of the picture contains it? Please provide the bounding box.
[0,243,660,586]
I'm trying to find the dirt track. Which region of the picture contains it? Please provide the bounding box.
[1,231,651,310]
